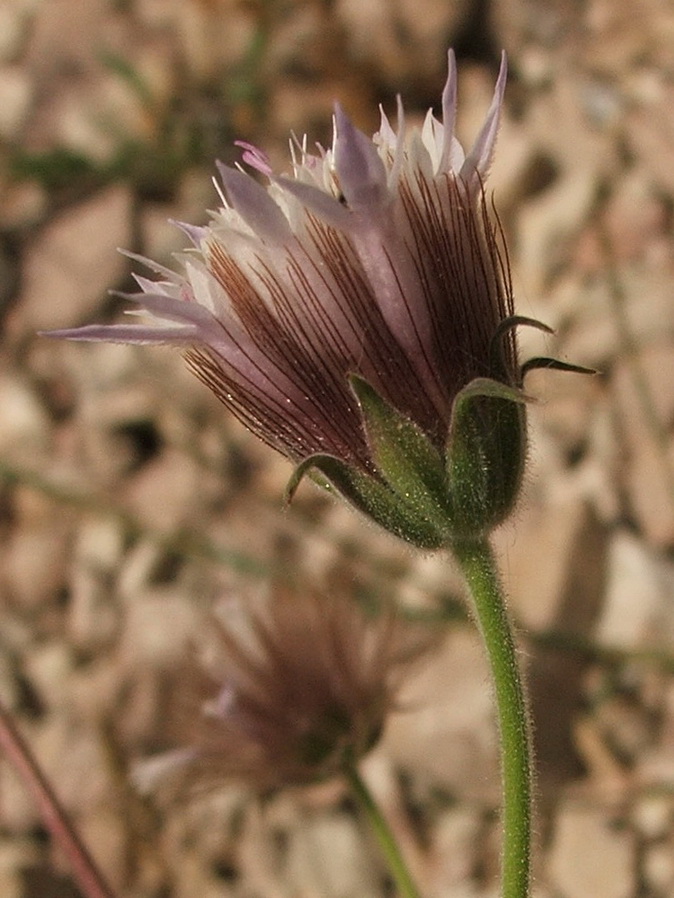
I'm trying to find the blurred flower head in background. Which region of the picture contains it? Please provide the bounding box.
[50,51,540,545]
[135,588,432,794]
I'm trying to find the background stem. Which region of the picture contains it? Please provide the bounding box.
[347,766,421,898]
[0,699,118,898]
[450,538,532,898]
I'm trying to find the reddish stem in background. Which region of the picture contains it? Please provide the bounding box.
[0,698,118,898]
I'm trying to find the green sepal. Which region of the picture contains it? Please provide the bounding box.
[349,374,451,525]
[446,377,528,538]
[520,356,597,380]
[285,453,446,549]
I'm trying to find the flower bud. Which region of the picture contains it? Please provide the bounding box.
[46,52,591,546]
[134,588,433,794]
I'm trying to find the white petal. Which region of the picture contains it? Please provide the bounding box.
[170,219,208,248]
[439,48,458,173]
[273,175,351,229]
[41,323,199,344]
[460,51,507,184]
[120,249,179,282]
[333,103,389,214]
[216,163,291,244]
[421,109,443,172]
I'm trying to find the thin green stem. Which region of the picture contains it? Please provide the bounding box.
[346,766,421,898]
[450,538,532,898]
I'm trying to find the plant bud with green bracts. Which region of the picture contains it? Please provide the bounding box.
[45,51,591,546]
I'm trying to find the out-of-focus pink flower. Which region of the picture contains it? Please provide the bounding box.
[134,589,431,793]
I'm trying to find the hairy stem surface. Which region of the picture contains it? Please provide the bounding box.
[450,537,532,898]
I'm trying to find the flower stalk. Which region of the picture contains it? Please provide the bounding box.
[347,765,422,898]
[40,47,597,898]
[0,699,117,898]
[449,538,532,898]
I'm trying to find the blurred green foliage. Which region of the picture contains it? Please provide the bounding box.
[7,19,270,204]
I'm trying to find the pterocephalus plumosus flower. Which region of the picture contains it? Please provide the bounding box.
[135,588,430,794]
[48,51,586,546]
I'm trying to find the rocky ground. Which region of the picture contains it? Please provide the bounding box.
[2,1,674,896]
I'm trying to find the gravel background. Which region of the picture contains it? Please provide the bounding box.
[2,1,674,896]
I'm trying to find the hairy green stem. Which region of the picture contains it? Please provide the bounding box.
[450,538,532,898]
[347,766,421,898]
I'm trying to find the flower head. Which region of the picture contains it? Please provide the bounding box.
[48,51,574,545]
[135,588,429,794]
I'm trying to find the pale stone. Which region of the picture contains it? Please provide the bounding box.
[637,742,674,792]
[489,123,545,210]
[124,448,203,530]
[116,541,165,603]
[169,846,227,898]
[0,66,32,138]
[496,493,592,631]
[385,630,498,798]
[658,680,674,747]
[337,0,465,82]
[70,373,164,485]
[26,0,108,72]
[429,807,482,891]
[517,167,598,299]
[613,343,674,433]
[554,280,617,371]
[287,810,380,897]
[31,715,112,815]
[644,842,674,893]
[0,744,39,832]
[633,794,672,839]
[548,805,635,898]
[69,657,121,726]
[0,180,47,230]
[573,715,628,790]
[0,373,50,456]
[393,0,465,48]
[626,433,674,548]
[3,526,69,609]
[597,530,669,648]
[626,85,674,193]
[119,590,201,665]
[603,169,673,264]
[525,363,604,460]
[0,717,109,834]
[45,76,148,163]
[140,206,194,267]
[0,2,32,62]
[0,654,19,709]
[23,642,74,712]
[0,838,39,898]
[77,806,129,893]
[595,696,651,762]
[14,184,133,334]
[611,344,674,545]
[175,0,253,82]
[68,518,125,649]
[74,517,125,571]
